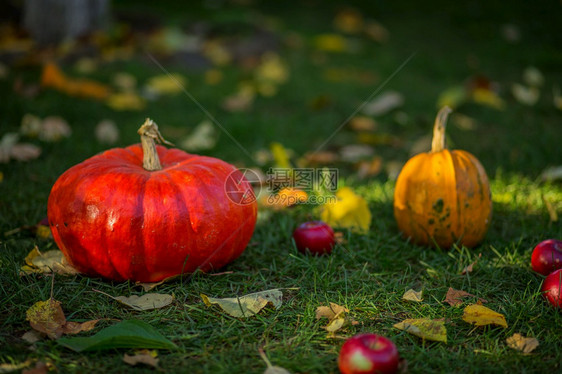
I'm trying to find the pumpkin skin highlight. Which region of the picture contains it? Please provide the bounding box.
[393,107,492,248]
[48,143,257,282]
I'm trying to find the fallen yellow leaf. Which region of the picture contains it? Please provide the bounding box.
[314,34,349,53]
[325,315,346,334]
[462,304,508,328]
[315,302,349,320]
[94,289,173,311]
[270,142,292,169]
[201,289,283,318]
[402,289,423,302]
[506,333,539,354]
[106,92,146,111]
[393,318,447,343]
[472,87,505,110]
[320,187,371,233]
[0,360,32,373]
[26,299,66,339]
[20,247,78,276]
[144,73,186,95]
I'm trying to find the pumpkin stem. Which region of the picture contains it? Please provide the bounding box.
[138,118,173,171]
[431,106,453,153]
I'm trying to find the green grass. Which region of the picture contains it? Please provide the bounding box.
[1,1,562,373]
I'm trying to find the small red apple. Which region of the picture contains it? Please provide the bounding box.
[292,221,335,255]
[338,333,399,374]
[541,268,562,309]
[531,239,562,275]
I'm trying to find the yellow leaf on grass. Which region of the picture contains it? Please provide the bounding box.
[255,53,289,86]
[316,302,349,320]
[325,316,346,334]
[393,318,447,343]
[106,92,146,111]
[270,142,292,169]
[94,289,173,311]
[180,120,217,152]
[437,85,467,109]
[145,73,186,95]
[314,34,349,53]
[402,289,423,302]
[462,304,508,328]
[506,333,539,354]
[201,289,283,318]
[472,87,505,110]
[0,360,32,373]
[333,9,363,34]
[26,299,66,339]
[261,188,308,210]
[20,247,78,276]
[320,187,371,233]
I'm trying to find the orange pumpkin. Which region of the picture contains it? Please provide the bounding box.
[393,107,492,248]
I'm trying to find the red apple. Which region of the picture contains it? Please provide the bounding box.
[292,221,335,255]
[542,268,562,309]
[531,239,562,275]
[338,333,399,374]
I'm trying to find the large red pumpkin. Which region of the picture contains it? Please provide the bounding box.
[48,119,257,282]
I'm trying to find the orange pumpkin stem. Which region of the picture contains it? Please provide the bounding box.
[137,118,172,171]
[431,106,453,153]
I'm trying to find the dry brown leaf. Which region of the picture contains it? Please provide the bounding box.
[301,151,340,166]
[20,247,78,276]
[95,120,119,144]
[62,319,100,335]
[362,91,404,116]
[316,302,349,320]
[348,116,377,132]
[462,304,508,328]
[21,362,49,374]
[511,83,539,106]
[259,348,291,374]
[39,116,71,142]
[402,289,423,302]
[123,350,159,368]
[356,156,383,179]
[444,287,474,306]
[26,299,66,339]
[461,253,482,275]
[506,333,539,354]
[393,318,447,343]
[94,289,173,311]
[21,330,42,344]
[201,289,284,318]
[334,9,364,34]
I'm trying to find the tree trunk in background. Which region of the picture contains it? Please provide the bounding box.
[23,0,109,45]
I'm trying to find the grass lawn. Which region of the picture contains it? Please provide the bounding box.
[1,1,561,373]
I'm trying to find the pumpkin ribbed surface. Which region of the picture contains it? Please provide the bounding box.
[393,107,492,248]
[48,144,257,282]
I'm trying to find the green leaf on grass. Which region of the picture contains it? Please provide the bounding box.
[57,320,177,352]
